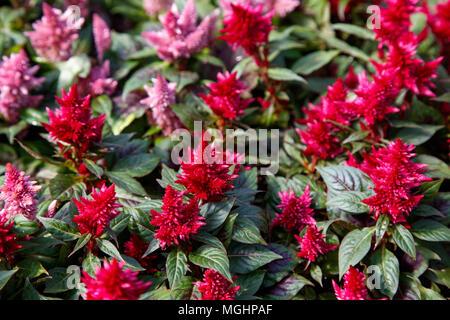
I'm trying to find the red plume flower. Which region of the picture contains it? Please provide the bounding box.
[294,225,338,262]
[42,84,104,161]
[195,269,240,300]
[124,233,157,273]
[272,185,316,232]
[0,216,21,264]
[72,184,121,238]
[150,185,205,249]
[347,139,431,224]
[332,266,369,300]
[82,258,151,300]
[199,71,253,120]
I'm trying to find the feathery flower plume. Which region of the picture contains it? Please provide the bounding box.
[0,163,42,221]
[199,71,253,120]
[25,2,84,62]
[72,184,121,238]
[82,258,151,300]
[124,233,157,273]
[143,0,173,16]
[332,266,370,300]
[150,185,204,249]
[195,269,240,300]
[219,0,299,17]
[78,60,117,97]
[140,74,184,135]
[0,216,22,264]
[294,225,338,262]
[42,84,104,161]
[0,49,45,123]
[347,139,431,224]
[92,13,111,62]
[142,0,218,62]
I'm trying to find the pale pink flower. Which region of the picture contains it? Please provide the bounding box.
[140,74,184,135]
[0,163,42,221]
[219,0,300,17]
[78,60,117,97]
[143,0,173,16]
[0,49,45,123]
[93,13,111,62]
[25,2,84,62]
[142,0,219,62]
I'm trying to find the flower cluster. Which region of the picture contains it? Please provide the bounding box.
[25,2,84,62]
[140,74,184,136]
[150,185,205,249]
[124,233,157,273]
[195,269,240,300]
[92,13,111,62]
[0,49,45,123]
[143,0,173,16]
[78,60,117,98]
[294,225,338,262]
[219,0,300,18]
[82,259,151,300]
[347,139,431,223]
[142,0,218,62]
[0,216,21,264]
[72,184,121,238]
[332,266,370,300]
[199,71,253,120]
[0,163,41,221]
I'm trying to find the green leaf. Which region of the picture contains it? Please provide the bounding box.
[200,198,235,233]
[113,153,160,178]
[339,227,375,279]
[37,217,80,242]
[222,213,238,248]
[332,23,375,39]
[17,259,48,279]
[82,253,101,277]
[12,214,40,237]
[232,215,266,245]
[267,68,307,83]
[170,276,195,300]
[370,247,399,299]
[0,269,17,291]
[48,174,86,201]
[393,224,416,259]
[234,270,265,296]
[432,92,450,103]
[265,274,313,300]
[321,36,370,61]
[375,214,389,247]
[310,264,323,287]
[96,239,124,261]
[229,243,282,274]
[395,125,443,146]
[193,233,226,252]
[56,54,91,91]
[419,179,443,203]
[106,171,146,196]
[69,233,92,257]
[413,155,450,180]
[293,50,340,75]
[412,220,450,242]
[189,245,232,281]
[326,191,371,214]
[83,159,103,179]
[157,164,185,191]
[166,248,188,289]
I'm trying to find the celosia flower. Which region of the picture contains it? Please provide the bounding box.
[72,184,121,238]
[199,71,253,120]
[424,0,450,45]
[294,225,338,262]
[0,216,22,264]
[124,233,157,273]
[0,49,45,123]
[150,185,204,249]
[0,163,42,221]
[272,185,316,232]
[176,139,242,202]
[64,0,89,18]
[42,84,105,160]
[195,269,240,300]
[143,0,173,16]
[142,0,218,62]
[78,60,117,97]
[140,74,184,136]
[347,139,431,224]
[219,3,274,62]
[332,266,369,300]
[92,13,111,62]
[25,2,84,62]
[219,0,299,17]
[82,258,151,300]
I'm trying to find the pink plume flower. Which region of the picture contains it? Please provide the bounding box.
[294,225,338,262]
[25,2,84,62]
[150,185,205,249]
[92,13,111,62]
[0,49,45,123]
[347,139,431,224]
[78,60,117,97]
[332,266,370,300]
[272,185,316,232]
[199,71,253,120]
[195,269,240,300]
[0,216,21,264]
[72,184,121,238]
[219,0,300,17]
[82,258,151,300]
[142,0,219,62]
[143,0,173,16]
[140,74,184,136]
[0,163,42,221]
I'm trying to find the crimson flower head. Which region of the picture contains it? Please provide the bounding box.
[294,225,338,262]
[72,184,121,238]
[0,49,45,123]
[42,84,105,160]
[424,0,450,46]
[332,266,369,300]
[25,2,84,62]
[347,139,431,224]
[272,185,316,232]
[82,258,151,300]
[219,0,300,18]
[200,71,253,120]
[219,3,274,61]
[124,233,157,273]
[0,216,22,264]
[195,269,240,300]
[0,163,42,221]
[150,185,205,249]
